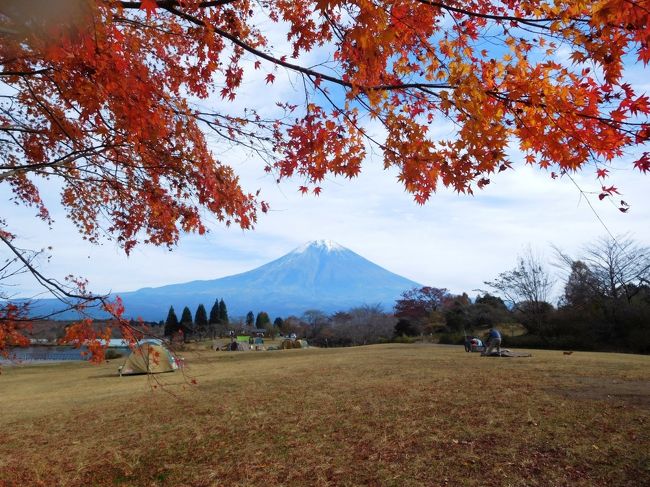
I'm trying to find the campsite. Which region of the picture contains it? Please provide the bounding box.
[1,2,649,485]
[1,343,648,486]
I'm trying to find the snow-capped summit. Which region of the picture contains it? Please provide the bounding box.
[294,239,345,253]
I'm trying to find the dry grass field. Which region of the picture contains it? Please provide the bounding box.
[1,344,649,486]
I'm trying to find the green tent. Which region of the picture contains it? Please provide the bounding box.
[119,343,178,376]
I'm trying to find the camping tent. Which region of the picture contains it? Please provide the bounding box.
[119,343,178,376]
[230,341,250,351]
[280,339,309,349]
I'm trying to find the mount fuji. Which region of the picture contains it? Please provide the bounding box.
[116,240,421,320]
[30,240,422,321]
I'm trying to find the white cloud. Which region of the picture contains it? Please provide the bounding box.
[3,136,648,303]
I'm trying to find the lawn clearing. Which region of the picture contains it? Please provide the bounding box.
[1,344,649,486]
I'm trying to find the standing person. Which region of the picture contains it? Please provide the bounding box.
[464,335,472,352]
[483,328,502,356]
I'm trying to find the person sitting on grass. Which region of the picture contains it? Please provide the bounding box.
[483,328,502,356]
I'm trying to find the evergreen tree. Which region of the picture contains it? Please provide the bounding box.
[255,311,271,328]
[195,303,208,338]
[246,311,254,327]
[180,306,193,324]
[218,299,229,324]
[180,306,193,336]
[164,306,179,337]
[273,317,284,329]
[207,299,220,339]
[209,299,221,325]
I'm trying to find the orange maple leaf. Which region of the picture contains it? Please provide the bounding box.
[140,0,158,16]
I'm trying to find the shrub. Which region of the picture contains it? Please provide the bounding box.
[105,349,123,360]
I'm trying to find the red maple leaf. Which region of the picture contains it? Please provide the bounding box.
[633,152,650,173]
[596,168,609,179]
[602,185,620,195]
[265,73,275,84]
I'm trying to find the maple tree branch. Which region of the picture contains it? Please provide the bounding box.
[0,125,43,134]
[119,0,237,8]
[486,89,644,136]
[0,145,118,182]
[23,80,77,144]
[161,5,453,92]
[0,69,51,77]
[414,0,577,27]
[623,0,650,15]
[0,233,105,306]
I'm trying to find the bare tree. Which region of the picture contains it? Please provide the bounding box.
[332,304,395,346]
[555,235,650,304]
[553,235,650,345]
[485,248,554,333]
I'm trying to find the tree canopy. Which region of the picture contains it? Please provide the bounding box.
[1,0,649,357]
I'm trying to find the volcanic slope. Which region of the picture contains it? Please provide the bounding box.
[119,240,421,320]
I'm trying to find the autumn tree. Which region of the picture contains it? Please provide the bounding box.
[394,286,449,335]
[394,318,420,338]
[1,0,649,356]
[301,309,329,327]
[441,293,471,332]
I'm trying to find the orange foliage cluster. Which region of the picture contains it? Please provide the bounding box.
[1,0,648,356]
[0,303,31,361]
[1,1,647,224]
[59,297,148,362]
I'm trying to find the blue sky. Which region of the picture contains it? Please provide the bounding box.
[4,149,648,302]
[2,8,649,304]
